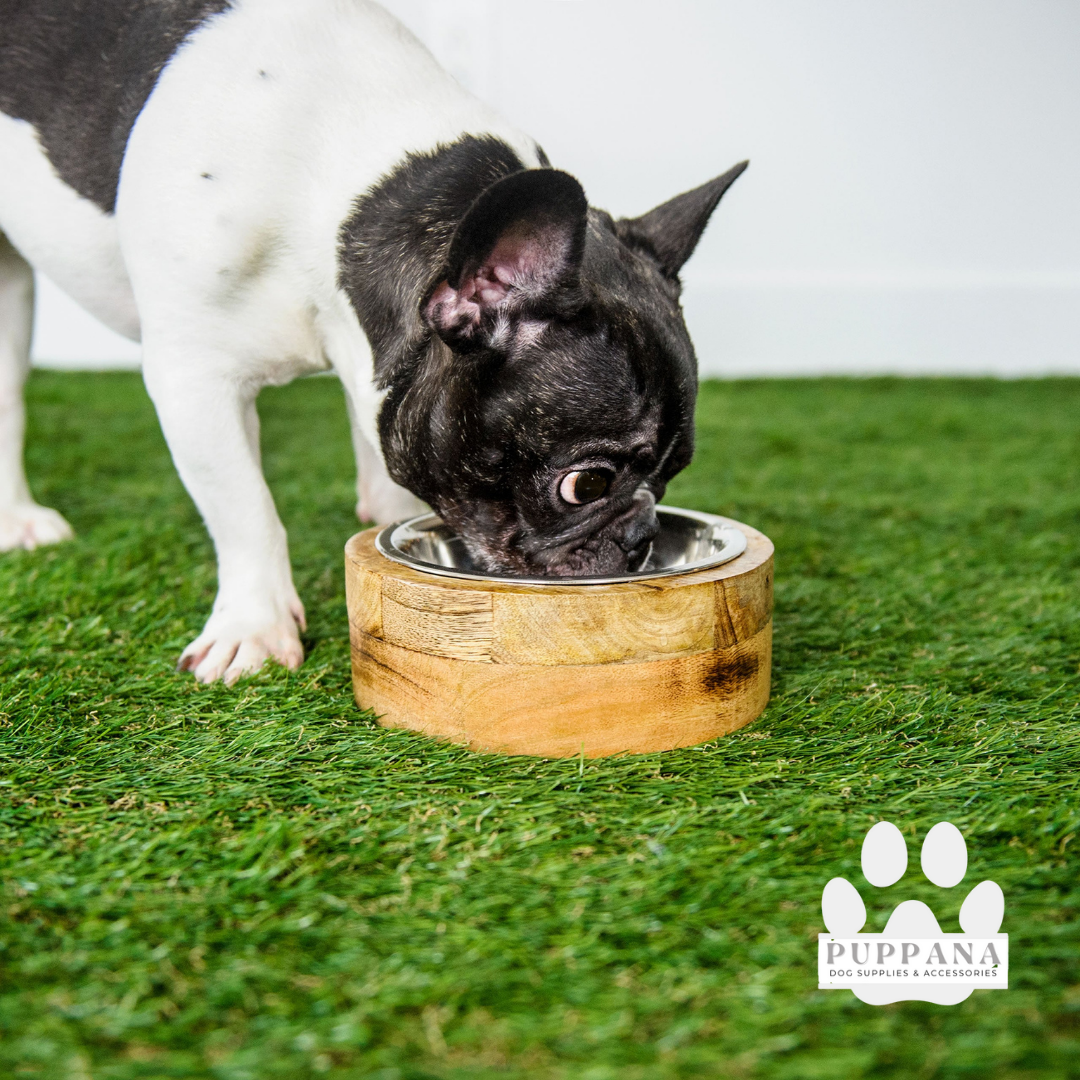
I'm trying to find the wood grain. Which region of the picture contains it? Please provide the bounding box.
[344,515,774,758]
[490,587,716,665]
[352,624,771,758]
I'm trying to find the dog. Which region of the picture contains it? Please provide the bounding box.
[0,0,746,684]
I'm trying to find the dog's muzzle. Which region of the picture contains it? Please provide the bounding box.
[611,487,659,571]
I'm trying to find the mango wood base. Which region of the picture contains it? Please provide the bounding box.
[344,516,774,758]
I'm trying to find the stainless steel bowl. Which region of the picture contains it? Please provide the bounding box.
[374,506,748,585]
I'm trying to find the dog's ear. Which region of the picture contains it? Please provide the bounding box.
[424,168,588,350]
[618,160,748,278]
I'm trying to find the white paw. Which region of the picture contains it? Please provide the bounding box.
[0,502,74,551]
[178,596,306,686]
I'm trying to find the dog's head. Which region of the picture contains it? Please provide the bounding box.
[379,161,747,576]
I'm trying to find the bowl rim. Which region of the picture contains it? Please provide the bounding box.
[374,505,748,586]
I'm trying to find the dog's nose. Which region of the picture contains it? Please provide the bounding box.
[614,488,659,558]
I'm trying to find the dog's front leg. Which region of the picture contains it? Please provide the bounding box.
[144,362,304,684]
[342,388,426,526]
[0,233,74,550]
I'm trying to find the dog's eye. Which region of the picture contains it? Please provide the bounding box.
[559,469,611,505]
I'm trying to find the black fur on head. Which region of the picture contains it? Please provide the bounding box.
[339,137,746,577]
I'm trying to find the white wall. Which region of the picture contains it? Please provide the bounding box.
[33,0,1080,376]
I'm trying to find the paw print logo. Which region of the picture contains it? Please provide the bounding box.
[819,821,1007,1005]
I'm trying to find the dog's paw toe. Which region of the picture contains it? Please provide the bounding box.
[0,503,74,551]
[179,607,305,685]
[222,634,304,686]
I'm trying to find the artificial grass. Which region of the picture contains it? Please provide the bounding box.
[2,372,1079,1079]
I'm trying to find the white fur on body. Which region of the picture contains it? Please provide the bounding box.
[0,0,540,682]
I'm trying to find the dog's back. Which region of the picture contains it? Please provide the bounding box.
[0,0,535,340]
[0,0,231,213]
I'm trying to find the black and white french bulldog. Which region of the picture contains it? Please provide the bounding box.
[0,0,745,683]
